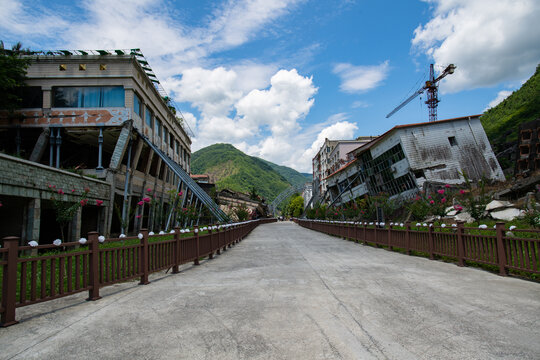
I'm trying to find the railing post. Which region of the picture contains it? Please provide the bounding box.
[216,226,221,255]
[139,229,150,284]
[172,227,180,274]
[428,222,435,260]
[208,226,214,259]
[87,232,102,301]
[496,222,508,276]
[363,222,367,245]
[387,224,393,251]
[374,225,379,248]
[405,221,411,255]
[194,226,200,265]
[456,221,465,267]
[1,237,20,327]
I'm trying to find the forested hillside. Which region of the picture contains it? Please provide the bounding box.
[482,64,540,146]
[191,143,308,201]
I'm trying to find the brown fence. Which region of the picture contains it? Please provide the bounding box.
[0,218,276,326]
[296,219,539,278]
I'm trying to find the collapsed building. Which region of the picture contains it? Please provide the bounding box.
[325,115,505,206]
[0,49,227,244]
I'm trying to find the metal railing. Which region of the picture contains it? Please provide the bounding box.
[295,219,539,278]
[0,218,276,326]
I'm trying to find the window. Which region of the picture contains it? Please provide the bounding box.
[170,133,175,150]
[133,93,142,117]
[448,136,458,146]
[53,86,124,107]
[175,140,180,155]
[163,127,169,144]
[145,106,153,127]
[155,118,162,137]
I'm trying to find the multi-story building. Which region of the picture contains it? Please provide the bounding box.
[325,115,505,206]
[312,138,375,204]
[327,137,376,175]
[0,49,226,244]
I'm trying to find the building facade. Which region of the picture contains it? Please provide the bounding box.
[0,49,226,244]
[326,116,505,206]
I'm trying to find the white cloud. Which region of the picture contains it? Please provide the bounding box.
[412,0,540,92]
[294,121,359,172]
[351,100,369,109]
[207,0,303,50]
[0,0,69,39]
[188,68,318,163]
[236,69,317,136]
[333,61,390,93]
[485,90,512,111]
[169,67,243,117]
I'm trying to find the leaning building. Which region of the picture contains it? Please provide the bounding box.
[0,49,227,244]
[325,116,505,206]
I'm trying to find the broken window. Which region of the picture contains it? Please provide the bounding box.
[521,130,532,141]
[520,144,530,156]
[448,136,457,146]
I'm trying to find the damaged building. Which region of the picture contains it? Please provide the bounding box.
[0,49,227,244]
[326,115,505,206]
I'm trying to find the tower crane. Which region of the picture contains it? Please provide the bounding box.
[386,63,456,122]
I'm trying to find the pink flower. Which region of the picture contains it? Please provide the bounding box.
[71,189,75,192]
[454,205,463,211]
[415,196,420,201]
[96,200,104,206]
[441,198,447,203]
[445,184,450,188]
[138,201,144,206]
[136,215,142,219]
[143,197,151,203]
[178,191,183,196]
[147,188,152,193]
[84,187,90,193]
[428,195,432,199]
[459,189,465,195]
[80,199,88,206]
[429,200,434,204]
[57,189,64,195]
[437,189,445,195]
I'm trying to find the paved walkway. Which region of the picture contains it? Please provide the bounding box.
[1,222,539,359]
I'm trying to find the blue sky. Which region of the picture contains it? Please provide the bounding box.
[2,0,539,172]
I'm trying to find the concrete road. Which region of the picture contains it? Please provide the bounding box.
[1,222,539,359]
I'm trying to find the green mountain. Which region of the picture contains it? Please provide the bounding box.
[482,64,540,145]
[191,143,308,201]
[259,159,310,187]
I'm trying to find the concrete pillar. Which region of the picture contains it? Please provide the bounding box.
[70,207,82,242]
[29,128,50,162]
[42,88,51,108]
[23,198,41,246]
[97,127,104,170]
[109,122,132,170]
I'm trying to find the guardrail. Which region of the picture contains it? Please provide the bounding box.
[295,219,539,279]
[0,218,276,326]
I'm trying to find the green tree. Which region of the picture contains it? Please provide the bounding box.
[285,194,304,217]
[0,41,31,111]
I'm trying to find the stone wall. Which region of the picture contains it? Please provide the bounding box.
[0,153,110,203]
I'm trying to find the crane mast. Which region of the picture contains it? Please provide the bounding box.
[386,63,456,122]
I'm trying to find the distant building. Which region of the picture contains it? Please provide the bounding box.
[216,189,268,219]
[326,115,505,206]
[312,137,374,204]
